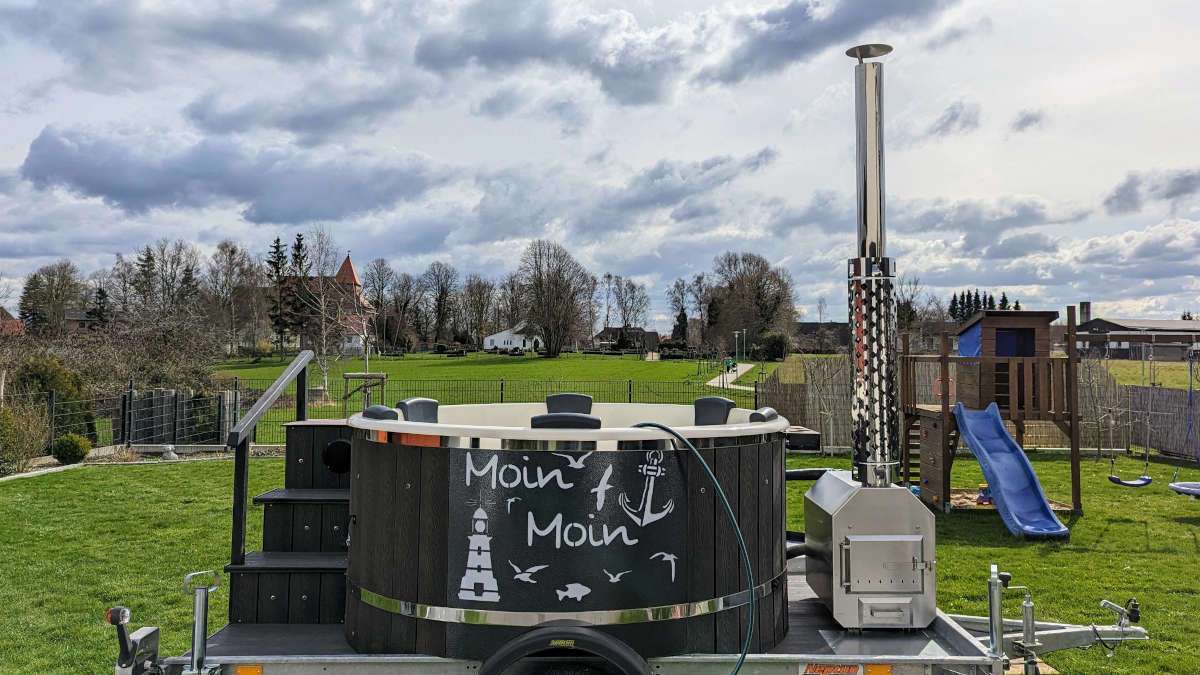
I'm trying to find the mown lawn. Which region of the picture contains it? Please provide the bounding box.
[787,452,1198,674]
[216,352,717,383]
[1,452,1194,673]
[1102,360,1194,390]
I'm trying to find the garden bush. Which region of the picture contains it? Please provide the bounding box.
[0,397,51,476]
[50,433,91,465]
[751,332,791,361]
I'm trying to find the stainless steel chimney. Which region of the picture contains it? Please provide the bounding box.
[846,44,898,488]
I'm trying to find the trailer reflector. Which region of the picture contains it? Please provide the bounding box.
[233,666,263,675]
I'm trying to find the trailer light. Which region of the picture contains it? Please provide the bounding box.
[105,606,130,626]
[233,666,263,675]
[865,665,893,675]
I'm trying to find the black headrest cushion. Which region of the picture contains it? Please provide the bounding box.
[530,412,602,429]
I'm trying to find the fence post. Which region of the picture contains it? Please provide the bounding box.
[500,379,505,403]
[1066,305,1082,515]
[628,379,633,403]
[215,391,225,446]
[125,380,134,447]
[47,390,56,444]
[171,390,181,445]
[232,377,241,427]
[754,381,760,409]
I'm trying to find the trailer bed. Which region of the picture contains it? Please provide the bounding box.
[165,571,998,674]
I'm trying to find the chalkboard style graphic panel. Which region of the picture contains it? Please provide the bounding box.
[447,448,688,613]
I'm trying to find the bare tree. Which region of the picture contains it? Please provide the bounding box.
[461,274,496,347]
[421,261,459,344]
[710,251,795,348]
[601,272,615,328]
[687,273,711,344]
[387,272,422,350]
[292,227,375,386]
[495,272,523,329]
[582,274,600,344]
[520,240,592,357]
[894,273,923,331]
[205,240,255,356]
[666,278,687,315]
[18,260,85,336]
[613,277,649,328]
[362,258,397,346]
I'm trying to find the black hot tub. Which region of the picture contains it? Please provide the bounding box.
[344,401,789,659]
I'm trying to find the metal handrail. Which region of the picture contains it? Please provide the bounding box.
[226,350,313,448]
[227,349,312,566]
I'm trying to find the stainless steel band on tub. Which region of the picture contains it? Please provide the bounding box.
[355,570,784,627]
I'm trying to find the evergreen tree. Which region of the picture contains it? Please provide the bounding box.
[949,293,959,322]
[1013,300,1022,310]
[972,289,982,314]
[288,233,312,340]
[18,273,47,334]
[986,293,996,310]
[998,292,1009,310]
[1183,310,1195,321]
[671,308,688,341]
[266,237,291,351]
[133,245,156,309]
[86,287,111,327]
[179,263,200,304]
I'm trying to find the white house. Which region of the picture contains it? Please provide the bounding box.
[484,324,541,351]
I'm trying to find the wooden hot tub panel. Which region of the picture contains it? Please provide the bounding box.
[344,432,787,659]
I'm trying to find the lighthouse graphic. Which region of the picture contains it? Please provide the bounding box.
[457,507,501,602]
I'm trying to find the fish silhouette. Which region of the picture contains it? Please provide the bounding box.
[556,583,592,602]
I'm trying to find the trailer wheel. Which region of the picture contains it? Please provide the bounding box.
[479,626,649,675]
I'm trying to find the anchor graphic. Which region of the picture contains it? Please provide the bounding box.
[619,450,675,526]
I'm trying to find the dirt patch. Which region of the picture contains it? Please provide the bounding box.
[950,487,1072,512]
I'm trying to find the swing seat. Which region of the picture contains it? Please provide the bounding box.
[1169,482,1200,498]
[1108,474,1153,488]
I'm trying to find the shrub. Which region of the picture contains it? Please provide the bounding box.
[50,433,91,465]
[0,397,50,476]
[752,332,791,361]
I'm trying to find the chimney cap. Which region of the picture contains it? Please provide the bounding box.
[846,44,893,63]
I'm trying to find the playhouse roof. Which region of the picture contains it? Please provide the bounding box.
[956,310,1060,335]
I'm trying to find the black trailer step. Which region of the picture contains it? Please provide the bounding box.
[226,553,348,625]
[226,551,347,573]
[253,488,350,505]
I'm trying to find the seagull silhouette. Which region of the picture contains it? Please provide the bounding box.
[509,560,549,584]
[603,568,632,583]
[550,451,594,469]
[650,552,678,582]
[590,465,614,510]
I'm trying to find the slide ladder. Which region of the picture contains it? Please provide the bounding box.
[953,403,1069,539]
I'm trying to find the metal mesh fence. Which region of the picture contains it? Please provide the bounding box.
[211,377,756,445]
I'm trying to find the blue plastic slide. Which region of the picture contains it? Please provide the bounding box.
[953,403,1069,539]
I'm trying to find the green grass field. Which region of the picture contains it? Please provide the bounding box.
[216,352,718,383]
[1,452,1194,673]
[1102,360,1195,390]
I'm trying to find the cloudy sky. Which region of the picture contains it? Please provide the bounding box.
[2,0,1199,328]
